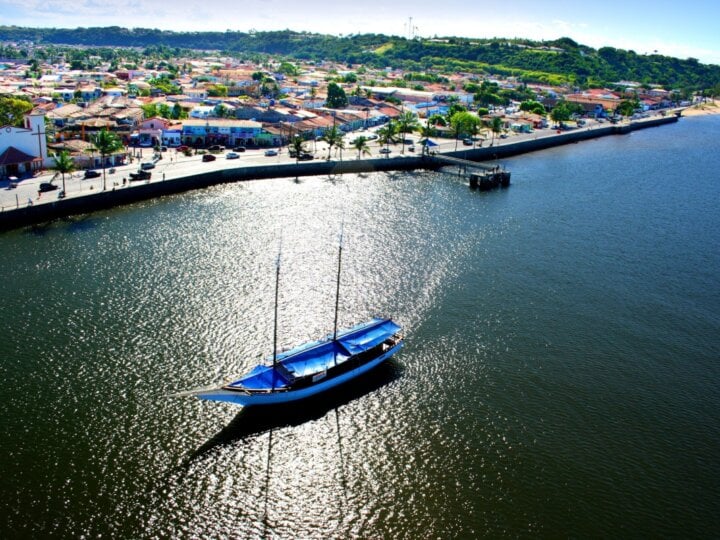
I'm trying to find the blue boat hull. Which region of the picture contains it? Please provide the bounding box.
[196,341,403,406]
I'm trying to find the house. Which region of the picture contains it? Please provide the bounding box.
[47,138,126,170]
[181,119,264,147]
[162,124,183,147]
[0,113,51,178]
[189,105,215,119]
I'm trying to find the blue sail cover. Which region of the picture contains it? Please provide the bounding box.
[227,318,400,392]
[337,319,401,355]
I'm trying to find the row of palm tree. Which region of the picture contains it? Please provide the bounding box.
[51,128,125,192]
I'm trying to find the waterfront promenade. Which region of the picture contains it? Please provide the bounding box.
[0,114,679,231]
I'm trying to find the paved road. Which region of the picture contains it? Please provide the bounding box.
[0,115,648,212]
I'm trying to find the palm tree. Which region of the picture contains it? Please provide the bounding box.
[320,124,343,160]
[376,121,398,155]
[53,150,75,194]
[396,111,420,154]
[289,135,307,180]
[290,135,307,166]
[489,116,503,146]
[92,128,124,191]
[351,136,371,159]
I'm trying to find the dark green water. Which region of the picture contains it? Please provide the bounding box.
[1,117,719,538]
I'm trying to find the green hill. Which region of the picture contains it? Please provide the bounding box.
[1,26,718,92]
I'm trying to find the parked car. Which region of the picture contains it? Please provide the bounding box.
[202,154,216,162]
[379,148,391,154]
[140,162,155,170]
[264,149,278,157]
[129,170,151,181]
[226,152,240,159]
[207,145,223,153]
[177,145,190,152]
[232,146,246,152]
[39,182,58,192]
[297,153,314,161]
[84,169,101,178]
[462,138,473,146]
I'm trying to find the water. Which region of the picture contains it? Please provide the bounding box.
[1,117,719,538]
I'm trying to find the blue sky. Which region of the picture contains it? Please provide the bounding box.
[2,0,720,65]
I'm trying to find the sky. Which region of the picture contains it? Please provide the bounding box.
[2,0,720,65]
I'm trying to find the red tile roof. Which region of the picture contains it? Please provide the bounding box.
[0,146,39,166]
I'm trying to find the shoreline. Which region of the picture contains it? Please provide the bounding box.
[0,114,682,232]
[680,99,720,117]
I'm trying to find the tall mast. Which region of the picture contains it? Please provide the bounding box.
[332,224,344,342]
[272,240,282,391]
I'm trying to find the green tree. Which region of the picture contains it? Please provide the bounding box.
[617,98,639,117]
[489,116,503,146]
[519,100,546,115]
[91,129,124,191]
[52,150,75,194]
[0,96,33,126]
[396,110,420,154]
[207,84,228,97]
[171,102,187,120]
[376,121,398,154]
[278,62,299,76]
[550,102,572,126]
[351,136,371,159]
[141,103,158,119]
[428,114,447,127]
[326,82,348,109]
[320,124,344,160]
[449,111,480,150]
[289,136,307,179]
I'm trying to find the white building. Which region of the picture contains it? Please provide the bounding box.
[0,113,51,179]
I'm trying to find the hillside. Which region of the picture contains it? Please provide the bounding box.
[2,26,719,92]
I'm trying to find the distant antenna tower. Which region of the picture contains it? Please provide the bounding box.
[404,17,418,39]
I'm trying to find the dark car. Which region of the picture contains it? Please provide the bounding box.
[84,169,101,178]
[232,146,246,152]
[297,153,314,161]
[39,182,58,192]
[462,138,473,146]
[207,145,223,153]
[202,154,216,162]
[129,170,151,181]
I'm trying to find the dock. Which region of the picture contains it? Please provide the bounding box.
[427,154,511,191]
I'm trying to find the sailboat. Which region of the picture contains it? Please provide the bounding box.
[188,232,404,407]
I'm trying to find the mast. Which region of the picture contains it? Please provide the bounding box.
[272,241,281,391]
[331,225,344,367]
[332,224,344,343]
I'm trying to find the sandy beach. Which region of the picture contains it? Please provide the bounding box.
[682,99,720,116]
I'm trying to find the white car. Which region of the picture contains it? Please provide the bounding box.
[264,149,278,156]
[226,152,240,159]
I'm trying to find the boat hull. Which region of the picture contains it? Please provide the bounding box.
[196,341,403,406]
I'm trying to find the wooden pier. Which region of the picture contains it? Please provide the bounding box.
[428,154,511,191]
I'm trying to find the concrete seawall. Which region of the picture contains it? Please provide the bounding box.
[0,115,678,232]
